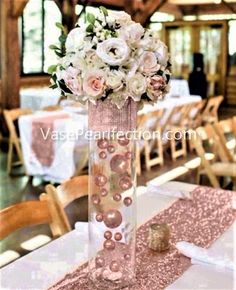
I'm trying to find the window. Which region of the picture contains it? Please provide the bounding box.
[21,0,62,75]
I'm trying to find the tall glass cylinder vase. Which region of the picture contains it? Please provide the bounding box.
[88,99,137,289]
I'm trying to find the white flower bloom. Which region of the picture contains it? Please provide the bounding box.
[155,40,168,66]
[107,70,124,91]
[96,38,129,66]
[118,23,144,45]
[127,73,147,101]
[65,27,86,52]
[108,11,132,26]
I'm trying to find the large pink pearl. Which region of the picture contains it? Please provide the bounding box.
[94,174,107,187]
[110,261,120,272]
[100,188,108,197]
[91,194,100,205]
[97,138,109,149]
[95,257,105,267]
[104,230,112,240]
[113,193,121,202]
[104,209,122,229]
[96,213,103,222]
[99,151,107,159]
[118,136,129,146]
[110,154,128,174]
[124,197,132,207]
[114,232,122,241]
[107,145,115,154]
[119,176,132,190]
[104,239,115,250]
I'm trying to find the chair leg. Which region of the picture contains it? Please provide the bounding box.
[136,145,141,175]
[14,141,24,165]
[144,140,151,171]
[7,141,13,174]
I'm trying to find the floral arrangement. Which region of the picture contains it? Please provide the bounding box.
[49,7,171,109]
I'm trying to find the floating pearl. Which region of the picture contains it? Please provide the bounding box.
[107,145,115,154]
[119,176,132,190]
[124,197,132,207]
[97,138,109,149]
[99,151,107,159]
[94,174,107,187]
[118,137,129,146]
[104,209,122,229]
[104,230,112,240]
[91,194,100,205]
[100,188,108,197]
[113,193,122,202]
[125,151,132,159]
[96,213,103,222]
[124,254,131,260]
[104,239,115,250]
[114,232,122,241]
[95,257,105,267]
[110,154,128,174]
[110,261,120,272]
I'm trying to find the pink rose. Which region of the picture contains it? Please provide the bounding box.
[139,51,160,75]
[83,72,106,98]
[63,67,82,96]
[147,75,166,101]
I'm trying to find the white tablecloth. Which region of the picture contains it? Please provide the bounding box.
[167,79,190,98]
[20,88,61,111]
[19,110,88,182]
[0,182,234,290]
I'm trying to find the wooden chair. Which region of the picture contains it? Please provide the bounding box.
[190,128,236,189]
[0,196,68,240]
[3,108,32,174]
[136,110,164,173]
[45,175,89,230]
[188,100,207,129]
[165,104,190,160]
[213,118,236,163]
[201,95,223,124]
[42,105,62,111]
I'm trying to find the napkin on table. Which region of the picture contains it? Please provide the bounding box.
[176,241,234,272]
[147,184,191,199]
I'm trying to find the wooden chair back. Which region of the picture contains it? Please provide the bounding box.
[188,100,207,128]
[0,197,67,240]
[189,129,220,188]
[3,108,32,173]
[42,105,62,111]
[44,175,89,229]
[213,118,236,162]
[202,95,223,124]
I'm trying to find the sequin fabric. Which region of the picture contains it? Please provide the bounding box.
[31,114,69,167]
[88,99,137,132]
[49,186,236,290]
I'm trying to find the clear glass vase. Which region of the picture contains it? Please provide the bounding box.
[88,99,137,289]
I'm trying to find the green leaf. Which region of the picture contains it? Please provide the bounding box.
[86,24,94,32]
[59,34,67,43]
[56,22,65,30]
[49,84,58,89]
[47,65,58,74]
[49,44,60,50]
[100,6,108,17]
[54,50,64,58]
[86,13,95,25]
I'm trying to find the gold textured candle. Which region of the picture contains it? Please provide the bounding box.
[148,223,170,252]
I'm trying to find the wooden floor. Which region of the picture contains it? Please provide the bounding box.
[0,106,235,266]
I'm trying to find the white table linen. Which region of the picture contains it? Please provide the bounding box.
[0,182,234,290]
[20,88,61,111]
[19,111,88,182]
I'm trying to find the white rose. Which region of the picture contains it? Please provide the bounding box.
[108,11,132,26]
[139,51,160,75]
[119,23,144,44]
[96,38,129,66]
[65,27,86,52]
[107,70,124,91]
[127,73,147,101]
[155,40,168,66]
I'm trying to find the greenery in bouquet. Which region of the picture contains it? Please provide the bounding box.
[49,7,171,109]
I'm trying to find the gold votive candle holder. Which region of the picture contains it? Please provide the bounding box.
[148,223,170,252]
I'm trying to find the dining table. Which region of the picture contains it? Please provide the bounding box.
[0,181,234,290]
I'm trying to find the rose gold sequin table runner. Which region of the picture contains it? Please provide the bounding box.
[31,113,70,167]
[49,186,236,290]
